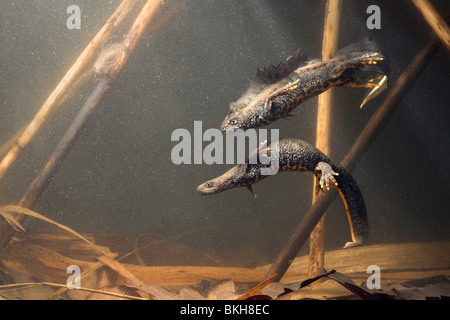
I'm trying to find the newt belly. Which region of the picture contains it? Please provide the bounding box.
[220,37,389,132]
[197,138,369,249]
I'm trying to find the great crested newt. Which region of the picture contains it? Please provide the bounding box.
[220,37,389,132]
[197,138,369,249]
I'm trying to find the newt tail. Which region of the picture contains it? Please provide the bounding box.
[197,138,369,249]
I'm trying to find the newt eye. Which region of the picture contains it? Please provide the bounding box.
[229,119,238,125]
[204,182,214,188]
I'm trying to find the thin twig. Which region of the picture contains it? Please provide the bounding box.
[0,0,138,183]
[0,282,147,300]
[0,0,162,250]
[236,273,278,300]
[412,0,450,52]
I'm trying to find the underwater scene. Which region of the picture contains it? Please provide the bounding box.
[0,0,449,303]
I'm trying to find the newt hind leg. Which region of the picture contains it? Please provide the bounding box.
[332,52,387,80]
[345,74,385,88]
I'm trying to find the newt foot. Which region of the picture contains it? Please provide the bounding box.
[316,162,339,190]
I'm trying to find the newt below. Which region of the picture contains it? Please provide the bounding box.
[197,138,369,249]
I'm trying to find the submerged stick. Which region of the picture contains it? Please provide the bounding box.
[412,0,450,52]
[309,0,342,278]
[0,0,138,183]
[236,273,278,300]
[0,282,147,300]
[0,0,162,250]
[265,32,443,282]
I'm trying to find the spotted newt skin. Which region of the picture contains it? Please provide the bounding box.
[221,38,389,132]
[197,138,369,249]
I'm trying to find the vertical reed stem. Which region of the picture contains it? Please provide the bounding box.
[309,0,342,278]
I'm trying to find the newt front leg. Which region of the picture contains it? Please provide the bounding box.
[315,161,339,190]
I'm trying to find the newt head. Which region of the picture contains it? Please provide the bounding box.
[197,164,252,196]
[220,110,247,133]
[220,103,266,133]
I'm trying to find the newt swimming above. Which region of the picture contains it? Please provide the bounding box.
[197,138,369,249]
[221,37,389,132]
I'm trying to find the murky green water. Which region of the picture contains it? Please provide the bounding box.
[0,0,448,270]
